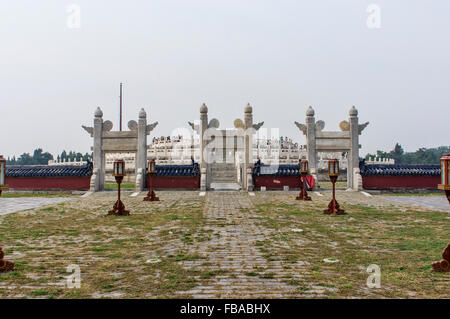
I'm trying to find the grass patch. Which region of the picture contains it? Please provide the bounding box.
[105,182,135,190]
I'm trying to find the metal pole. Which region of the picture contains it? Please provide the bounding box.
[120,83,123,131]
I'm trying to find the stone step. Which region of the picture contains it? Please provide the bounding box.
[211,172,236,178]
[212,179,237,183]
[210,163,236,169]
[210,182,241,191]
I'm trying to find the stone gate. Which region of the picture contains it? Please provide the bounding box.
[294,106,368,190]
[189,104,264,191]
[82,107,158,192]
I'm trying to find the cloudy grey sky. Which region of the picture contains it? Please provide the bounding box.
[1,0,449,159]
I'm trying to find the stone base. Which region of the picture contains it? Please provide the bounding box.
[108,199,130,216]
[432,243,450,272]
[210,183,241,191]
[0,248,15,273]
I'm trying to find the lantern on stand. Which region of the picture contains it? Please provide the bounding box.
[108,159,130,216]
[0,247,15,273]
[438,154,450,204]
[0,155,9,197]
[296,159,311,201]
[144,159,159,201]
[323,159,345,215]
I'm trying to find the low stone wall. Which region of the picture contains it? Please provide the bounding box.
[362,175,440,190]
[317,169,347,182]
[146,175,200,190]
[360,161,441,190]
[253,176,300,190]
[5,177,91,191]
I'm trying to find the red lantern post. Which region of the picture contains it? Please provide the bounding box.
[108,159,130,216]
[0,157,13,272]
[0,155,9,197]
[0,247,14,273]
[144,159,159,201]
[438,154,450,204]
[323,159,345,215]
[296,159,311,201]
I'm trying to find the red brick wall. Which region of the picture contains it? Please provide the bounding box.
[5,177,91,190]
[362,175,440,189]
[253,176,301,190]
[146,175,200,189]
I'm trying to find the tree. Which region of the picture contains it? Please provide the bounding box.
[364,145,450,165]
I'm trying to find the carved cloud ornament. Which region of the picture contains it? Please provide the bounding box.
[128,120,138,131]
[294,121,307,135]
[82,125,94,137]
[146,122,158,135]
[188,121,200,134]
[208,118,220,129]
[358,122,369,134]
[102,120,113,132]
[234,119,245,129]
[315,120,325,132]
[252,121,264,131]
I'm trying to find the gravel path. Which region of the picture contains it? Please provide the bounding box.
[381,196,450,212]
[0,197,73,215]
[176,192,317,298]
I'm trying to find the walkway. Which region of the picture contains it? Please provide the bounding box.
[0,197,72,215]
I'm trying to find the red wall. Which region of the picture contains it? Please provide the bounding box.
[362,175,440,189]
[5,177,91,190]
[147,175,200,189]
[253,176,301,190]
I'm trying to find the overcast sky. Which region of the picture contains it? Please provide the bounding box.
[1,0,449,159]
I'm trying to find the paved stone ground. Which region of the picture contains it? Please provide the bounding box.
[381,196,450,213]
[0,197,72,215]
[175,192,324,298]
[1,190,448,298]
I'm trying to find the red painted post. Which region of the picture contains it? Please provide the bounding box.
[438,154,450,204]
[323,159,345,215]
[296,159,311,201]
[108,159,130,216]
[0,248,14,273]
[144,159,159,201]
[0,155,9,197]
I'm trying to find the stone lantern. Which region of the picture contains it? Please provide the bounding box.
[144,159,159,202]
[323,159,345,215]
[0,155,9,197]
[296,159,311,201]
[108,159,130,216]
[438,154,450,204]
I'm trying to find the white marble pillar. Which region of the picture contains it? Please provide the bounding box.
[349,106,360,190]
[92,107,104,191]
[244,103,254,191]
[200,104,208,191]
[136,108,148,192]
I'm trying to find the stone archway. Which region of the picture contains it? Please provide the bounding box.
[294,106,369,190]
[82,107,158,192]
[189,104,263,191]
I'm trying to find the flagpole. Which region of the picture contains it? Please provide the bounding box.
[119,83,123,131]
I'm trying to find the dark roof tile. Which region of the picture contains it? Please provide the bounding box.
[253,163,300,176]
[154,163,200,176]
[6,161,93,178]
[359,160,440,176]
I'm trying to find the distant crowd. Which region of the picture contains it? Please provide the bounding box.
[152,135,184,144]
[260,137,305,150]
[150,135,306,150]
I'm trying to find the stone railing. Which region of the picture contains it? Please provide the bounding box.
[48,159,88,166]
[365,157,395,165]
